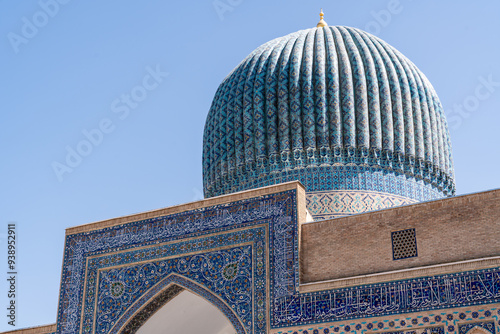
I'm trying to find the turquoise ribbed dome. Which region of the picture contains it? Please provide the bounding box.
[203,25,455,218]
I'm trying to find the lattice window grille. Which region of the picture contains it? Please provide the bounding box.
[391,228,417,260]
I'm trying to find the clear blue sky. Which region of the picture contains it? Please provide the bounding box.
[1,0,500,330]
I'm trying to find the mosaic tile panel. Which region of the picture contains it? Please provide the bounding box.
[78,227,271,334]
[459,321,495,334]
[272,268,500,327]
[56,191,298,334]
[92,245,255,334]
[275,306,500,334]
[104,265,250,334]
[306,189,417,219]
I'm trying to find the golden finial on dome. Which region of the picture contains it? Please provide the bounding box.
[316,8,328,28]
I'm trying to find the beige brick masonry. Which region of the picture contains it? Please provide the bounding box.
[301,188,500,283]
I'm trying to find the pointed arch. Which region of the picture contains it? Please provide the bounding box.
[110,273,246,334]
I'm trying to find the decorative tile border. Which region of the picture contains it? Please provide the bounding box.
[206,165,447,204]
[80,228,265,328]
[93,244,256,333]
[274,306,500,334]
[306,189,417,219]
[273,269,500,327]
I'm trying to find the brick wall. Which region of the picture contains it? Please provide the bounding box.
[300,188,500,283]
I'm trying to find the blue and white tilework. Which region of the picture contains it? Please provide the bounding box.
[94,245,255,334]
[203,26,455,215]
[273,269,500,327]
[276,308,500,334]
[306,189,417,219]
[56,190,500,334]
[56,191,298,334]
[459,321,496,334]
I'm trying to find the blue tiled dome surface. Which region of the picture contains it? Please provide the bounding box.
[203,26,455,202]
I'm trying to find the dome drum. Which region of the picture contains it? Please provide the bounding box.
[204,146,454,199]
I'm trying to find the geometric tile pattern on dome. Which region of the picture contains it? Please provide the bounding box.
[206,164,446,218]
[56,189,500,334]
[203,26,455,201]
[392,228,418,260]
[233,166,445,201]
[307,190,417,219]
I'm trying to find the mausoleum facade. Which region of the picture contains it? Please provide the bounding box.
[11,12,500,334]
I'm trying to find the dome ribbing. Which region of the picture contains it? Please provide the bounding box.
[203,25,455,217]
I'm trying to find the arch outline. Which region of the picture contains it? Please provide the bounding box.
[110,273,247,334]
